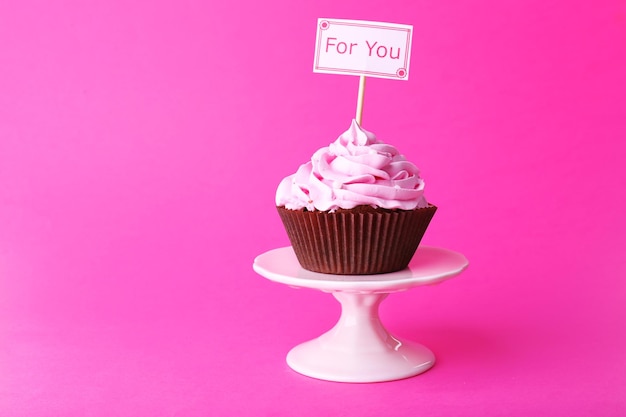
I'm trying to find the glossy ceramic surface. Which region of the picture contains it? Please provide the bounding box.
[253,246,469,382]
[253,246,468,294]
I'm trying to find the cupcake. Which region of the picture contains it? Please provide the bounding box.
[276,120,436,275]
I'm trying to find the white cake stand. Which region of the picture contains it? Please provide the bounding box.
[253,246,468,383]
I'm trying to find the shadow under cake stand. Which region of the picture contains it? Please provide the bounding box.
[253,246,469,383]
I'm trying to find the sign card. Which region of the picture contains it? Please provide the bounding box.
[313,18,413,80]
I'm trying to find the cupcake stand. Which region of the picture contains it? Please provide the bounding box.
[253,246,468,383]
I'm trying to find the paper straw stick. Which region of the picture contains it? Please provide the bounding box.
[355,75,366,125]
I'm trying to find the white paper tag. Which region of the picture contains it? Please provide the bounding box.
[313,18,413,80]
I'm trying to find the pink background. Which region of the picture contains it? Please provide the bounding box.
[1,0,625,415]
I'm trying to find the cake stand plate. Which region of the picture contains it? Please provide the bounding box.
[253,246,468,383]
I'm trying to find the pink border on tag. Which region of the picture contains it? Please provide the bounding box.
[314,19,412,79]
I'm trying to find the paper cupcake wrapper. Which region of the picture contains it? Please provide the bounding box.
[277,205,437,275]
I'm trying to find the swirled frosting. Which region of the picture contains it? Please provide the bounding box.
[276,120,429,211]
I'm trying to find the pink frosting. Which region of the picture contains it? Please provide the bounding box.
[276,120,429,211]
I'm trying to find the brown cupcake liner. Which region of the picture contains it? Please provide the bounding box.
[277,204,437,275]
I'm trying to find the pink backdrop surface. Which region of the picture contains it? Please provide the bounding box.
[1,0,625,415]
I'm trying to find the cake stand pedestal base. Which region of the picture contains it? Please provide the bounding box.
[287,292,434,383]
